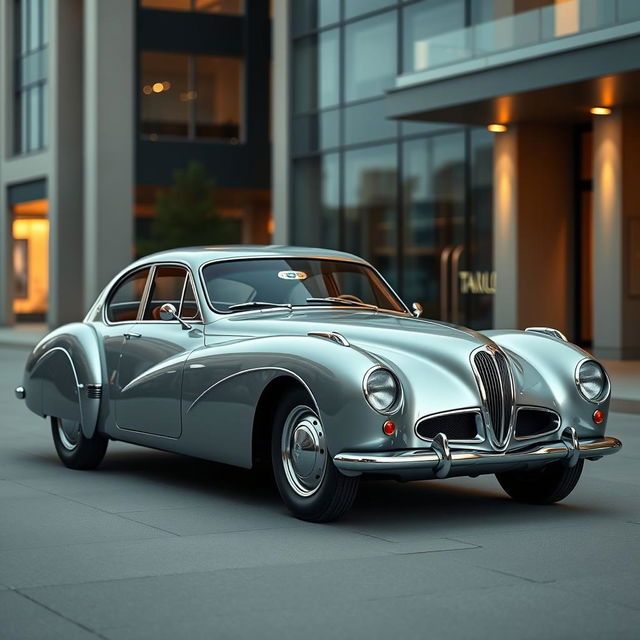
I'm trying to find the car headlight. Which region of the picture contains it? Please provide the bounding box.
[576,360,609,403]
[364,367,400,413]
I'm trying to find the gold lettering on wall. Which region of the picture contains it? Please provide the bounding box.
[458,271,497,295]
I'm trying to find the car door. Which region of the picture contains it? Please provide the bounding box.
[115,264,205,438]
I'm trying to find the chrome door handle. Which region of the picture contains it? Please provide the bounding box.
[123,332,142,340]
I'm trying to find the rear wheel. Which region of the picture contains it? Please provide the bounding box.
[51,417,108,470]
[496,459,584,504]
[271,388,359,522]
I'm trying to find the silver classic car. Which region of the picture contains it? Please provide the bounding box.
[16,246,622,521]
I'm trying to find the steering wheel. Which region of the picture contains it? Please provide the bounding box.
[337,294,365,304]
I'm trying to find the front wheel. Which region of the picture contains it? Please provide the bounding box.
[271,388,359,522]
[496,459,584,504]
[51,417,108,470]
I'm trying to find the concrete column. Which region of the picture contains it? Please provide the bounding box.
[493,123,574,336]
[83,0,135,305]
[47,0,84,327]
[272,0,290,244]
[592,108,640,359]
[0,0,11,325]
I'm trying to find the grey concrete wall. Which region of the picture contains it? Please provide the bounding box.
[272,0,290,244]
[593,108,640,359]
[83,0,135,305]
[493,124,574,336]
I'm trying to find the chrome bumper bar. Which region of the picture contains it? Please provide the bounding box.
[333,429,622,478]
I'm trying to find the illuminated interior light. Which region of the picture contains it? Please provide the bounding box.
[487,123,508,133]
[142,85,152,95]
[152,82,164,93]
[590,107,612,116]
[162,81,171,91]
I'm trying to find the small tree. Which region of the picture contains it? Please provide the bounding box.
[138,161,238,256]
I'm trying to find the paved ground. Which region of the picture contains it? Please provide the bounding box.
[1,345,639,639]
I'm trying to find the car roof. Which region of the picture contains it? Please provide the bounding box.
[129,245,369,270]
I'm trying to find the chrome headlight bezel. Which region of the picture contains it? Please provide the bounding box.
[363,366,402,415]
[575,359,610,404]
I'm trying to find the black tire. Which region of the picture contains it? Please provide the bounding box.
[271,388,359,522]
[496,459,584,505]
[51,416,108,470]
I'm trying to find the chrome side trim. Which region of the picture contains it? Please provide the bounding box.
[307,331,350,347]
[525,327,568,342]
[186,366,321,416]
[333,436,623,476]
[513,405,562,441]
[413,407,485,444]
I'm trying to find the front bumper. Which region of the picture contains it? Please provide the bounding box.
[333,428,622,479]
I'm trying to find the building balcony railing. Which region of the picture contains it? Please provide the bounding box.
[400,0,640,82]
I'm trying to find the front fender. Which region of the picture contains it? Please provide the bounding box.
[24,323,104,438]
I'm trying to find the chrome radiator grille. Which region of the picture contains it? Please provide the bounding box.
[473,348,513,447]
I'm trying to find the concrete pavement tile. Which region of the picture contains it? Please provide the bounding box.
[552,570,640,611]
[0,590,98,640]
[0,494,175,552]
[21,553,519,633]
[0,480,48,500]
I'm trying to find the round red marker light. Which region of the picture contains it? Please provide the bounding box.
[593,410,605,424]
[383,421,396,436]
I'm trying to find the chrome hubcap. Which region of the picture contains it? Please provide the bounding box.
[281,405,327,497]
[57,418,81,451]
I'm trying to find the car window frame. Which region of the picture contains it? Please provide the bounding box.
[198,256,411,316]
[103,262,205,326]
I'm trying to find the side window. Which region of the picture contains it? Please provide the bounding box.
[106,268,151,323]
[143,266,187,320]
[180,277,201,320]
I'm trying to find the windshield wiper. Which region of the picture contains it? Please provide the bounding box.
[228,301,292,311]
[306,297,378,310]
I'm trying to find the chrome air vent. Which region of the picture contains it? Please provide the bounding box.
[472,347,514,448]
[415,410,481,442]
[515,407,561,440]
[86,384,102,399]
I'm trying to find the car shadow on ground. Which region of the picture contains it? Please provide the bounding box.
[20,444,612,528]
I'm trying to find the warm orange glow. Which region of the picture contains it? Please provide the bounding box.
[152,82,164,93]
[267,218,275,235]
[12,199,48,217]
[488,124,508,133]
[591,107,612,116]
[143,85,152,95]
[12,216,49,316]
[162,81,171,91]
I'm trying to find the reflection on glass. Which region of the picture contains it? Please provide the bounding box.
[292,154,341,250]
[402,0,465,73]
[292,109,340,154]
[344,144,398,284]
[141,0,244,14]
[293,29,339,114]
[402,133,465,320]
[344,99,397,146]
[345,12,397,102]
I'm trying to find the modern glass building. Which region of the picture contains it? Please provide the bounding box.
[273,0,640,358]
[0,0,271,327]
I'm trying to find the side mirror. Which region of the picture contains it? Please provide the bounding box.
[159,303,178,321]
[159,303,192,330]
[412,302,423,318]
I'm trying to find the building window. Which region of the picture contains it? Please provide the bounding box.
[140,0,243,15]
[345,12,397,103]
[14,0,48,154]
[140,51,243,142]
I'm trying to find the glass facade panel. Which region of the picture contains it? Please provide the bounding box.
[344,99,397,146]
[402,0,466,73]
[292,154,341,249]
[344,144,398,283]
[293,0,340,34]
[195,56,242,141]
[140,52,243,141]
[345,0,395,20]
[345,12,397,102]
[292,109,340,154]
[402,133,465,319]
[293,29,339,114]
[14,0,48,154]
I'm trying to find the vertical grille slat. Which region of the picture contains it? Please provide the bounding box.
[473,348,513,447]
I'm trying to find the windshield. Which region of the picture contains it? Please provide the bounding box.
[201,258,407,314]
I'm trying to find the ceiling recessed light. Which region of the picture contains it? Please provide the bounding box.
[487,124,508,133]
[590,107,612,116]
